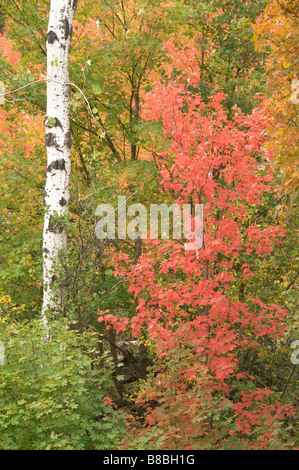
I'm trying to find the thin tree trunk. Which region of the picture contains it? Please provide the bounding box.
[42,0,77,321]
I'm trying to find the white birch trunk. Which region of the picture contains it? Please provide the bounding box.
[42,0,77,320]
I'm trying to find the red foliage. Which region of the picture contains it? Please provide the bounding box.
[98,42,293,449]
[0,32,21,65]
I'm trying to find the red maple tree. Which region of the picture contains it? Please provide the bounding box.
[98,42,294,450]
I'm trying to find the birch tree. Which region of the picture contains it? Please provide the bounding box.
[42,0,77,320]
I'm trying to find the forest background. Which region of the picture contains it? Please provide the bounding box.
[0,0,298,450]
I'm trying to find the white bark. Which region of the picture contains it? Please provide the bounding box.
[42,0,77,320]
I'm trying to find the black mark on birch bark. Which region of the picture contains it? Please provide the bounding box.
[45,132,58,148]
[64,86,70,102]
[54,117,63,129]
[62,18,70,40]
[47,158,66,172]
[48,215,64,234]
[59,197,67,206]
[73,0,78,11]
[46,133,63,152]
[45,117,63,130]
[43,189,48,206]
[64,131,72,149]
[46,31,58,44]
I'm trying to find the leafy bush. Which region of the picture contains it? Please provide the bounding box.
[0,317,125,450]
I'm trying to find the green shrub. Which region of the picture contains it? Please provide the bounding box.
[0,317,125,450]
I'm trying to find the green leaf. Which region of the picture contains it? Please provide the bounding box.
[93,84,102,95]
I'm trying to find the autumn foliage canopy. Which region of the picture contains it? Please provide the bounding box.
[0,0,297,451]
